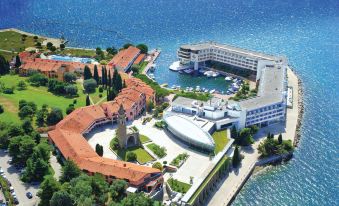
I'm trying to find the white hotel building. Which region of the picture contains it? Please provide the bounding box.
[164,42,288,140]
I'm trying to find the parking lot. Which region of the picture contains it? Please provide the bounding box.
[0,150,39,206]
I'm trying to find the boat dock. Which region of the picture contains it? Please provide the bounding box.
[143,49,161,76]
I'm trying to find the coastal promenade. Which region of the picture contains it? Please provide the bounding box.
[207,67,300,206]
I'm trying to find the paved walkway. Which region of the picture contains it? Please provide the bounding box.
[50,154,62,181]
[207,68,299,206]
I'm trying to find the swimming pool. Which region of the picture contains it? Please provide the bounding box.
[48,55,97,64]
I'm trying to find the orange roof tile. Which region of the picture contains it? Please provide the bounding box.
[108,46,140,71]
[133,54,146,65]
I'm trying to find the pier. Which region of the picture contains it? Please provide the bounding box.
[143,49,161,77]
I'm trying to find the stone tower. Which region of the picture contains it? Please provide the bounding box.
[117,104,127,148]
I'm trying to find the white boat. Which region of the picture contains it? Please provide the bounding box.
[212,72,219,77]
[169,61,189,71]
[189,87,194,91]
[209,89,216,94]
[225,76,232,81]
[195,86,201,92]
[184,68,194,74]
[171,85,176,89]
[204,71,214,77]
[204,89,209,93]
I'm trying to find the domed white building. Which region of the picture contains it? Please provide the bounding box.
[163,113,215,152]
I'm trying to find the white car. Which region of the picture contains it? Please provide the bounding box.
[0,168,4,174]
[9,186,14,192]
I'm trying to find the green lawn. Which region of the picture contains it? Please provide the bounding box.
[168,178,192,193]
[140,134,151,144]
[146,143,167,158]
[212,130,229,154]
[139,61,148,73]
[0,75,90,124]
[113,146,155,164]
[188,157,230,204]
[57,48,97,57]
[0,31,45,52]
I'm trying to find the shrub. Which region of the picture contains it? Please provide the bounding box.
[147,143,166,158]
[152,162,163,171]
[29,73,48,86]
[64,84,78,96]
[98,86,103,93]
[17,80,27,90]
[126,151,137,162]
[0,104,4,114]
[3,87,14,94]
[83,78,97,93]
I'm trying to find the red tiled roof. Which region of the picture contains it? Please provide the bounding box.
[48,76,159,186]
[133,54,146,65]
[108,46,140,71]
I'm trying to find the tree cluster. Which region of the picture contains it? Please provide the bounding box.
[48,78,78,97]
[231,125,257,146]
[258,133,294,157]
[95,144,104,156]
[0,55,10,75]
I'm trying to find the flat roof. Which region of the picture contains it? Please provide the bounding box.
[238,64,286,110]
[172,96,227,110]
[180,42,281,61]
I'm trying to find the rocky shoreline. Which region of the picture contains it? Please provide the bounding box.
[293,76,304,147]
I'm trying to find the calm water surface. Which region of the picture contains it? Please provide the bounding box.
[1,0,338,205]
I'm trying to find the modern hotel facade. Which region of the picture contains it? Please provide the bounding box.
[168,42,288,134]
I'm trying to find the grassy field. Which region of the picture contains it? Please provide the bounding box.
[0,31,45,52]
[57,48,97,57]
[113,146,154,164]
[0,75,104,124]
[140,134,151,144]
[168,178,192,193]
[0,50,16,61]
[212,130,229,154]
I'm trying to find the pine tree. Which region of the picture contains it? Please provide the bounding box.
[83,65,92,80]
[267,132,271,139]
[108,69,112,88]
[123,80,126,88]
[101,67,105,86]
[278,134,283,144]
[231,125,238,139]
[105,67,109,88]
[86,95,91,106]
[116,72,123,92]
[93,65,99,84]
[15,55,21,68]
[232,146,241,167]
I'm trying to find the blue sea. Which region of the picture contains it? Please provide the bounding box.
[1,0,338,205]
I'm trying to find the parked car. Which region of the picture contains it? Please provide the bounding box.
[13,198,19,205]
[9,186,14,192]
[0,167,4,174]
[8,159,12,164]
[26,192,33,199]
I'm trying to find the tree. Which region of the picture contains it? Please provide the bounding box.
[95,144,103,156]
[33,35,39,41]
[232,146,241,167]
[36,106,48,127]
[86,95,91,106]
[50,190,75,206]
[93,65,99,84]
[32,141,51,161]
[152,162,163,171]
[63,72,77,83]
[64,84,78,96]
[38,175,61,206]
[50,46,57,52]
[123,43,133,49]
[101,67,106,87]
[131,64,140,74]
[60,43,66,50]
[237,128,254,146]
[46,108,63,126]
[108,69,112,87]
[249,125,259,135]
[83,79,97,93]
[21,118,33,134]
[8,135,36,165]
[18,105,35,120]
[126,151,137,162]
[0,55,10,75]
[136,44,148,54]
[29,73,48,86]
[0,104,4,114]
[91,173,109,205]
[17,80,27,90]
[120,193,154,206]
[146,100,154,113]
[66,104,75,115]
[109,180,127,202]
[15,55,21,68]
[83,65,92,80]
[60,160,81,183]
[278,134,283,144]
[35,42,42,48]
[46,42,53,48]
[231,125,238,139]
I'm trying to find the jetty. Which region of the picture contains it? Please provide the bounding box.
[143,49,161,76]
